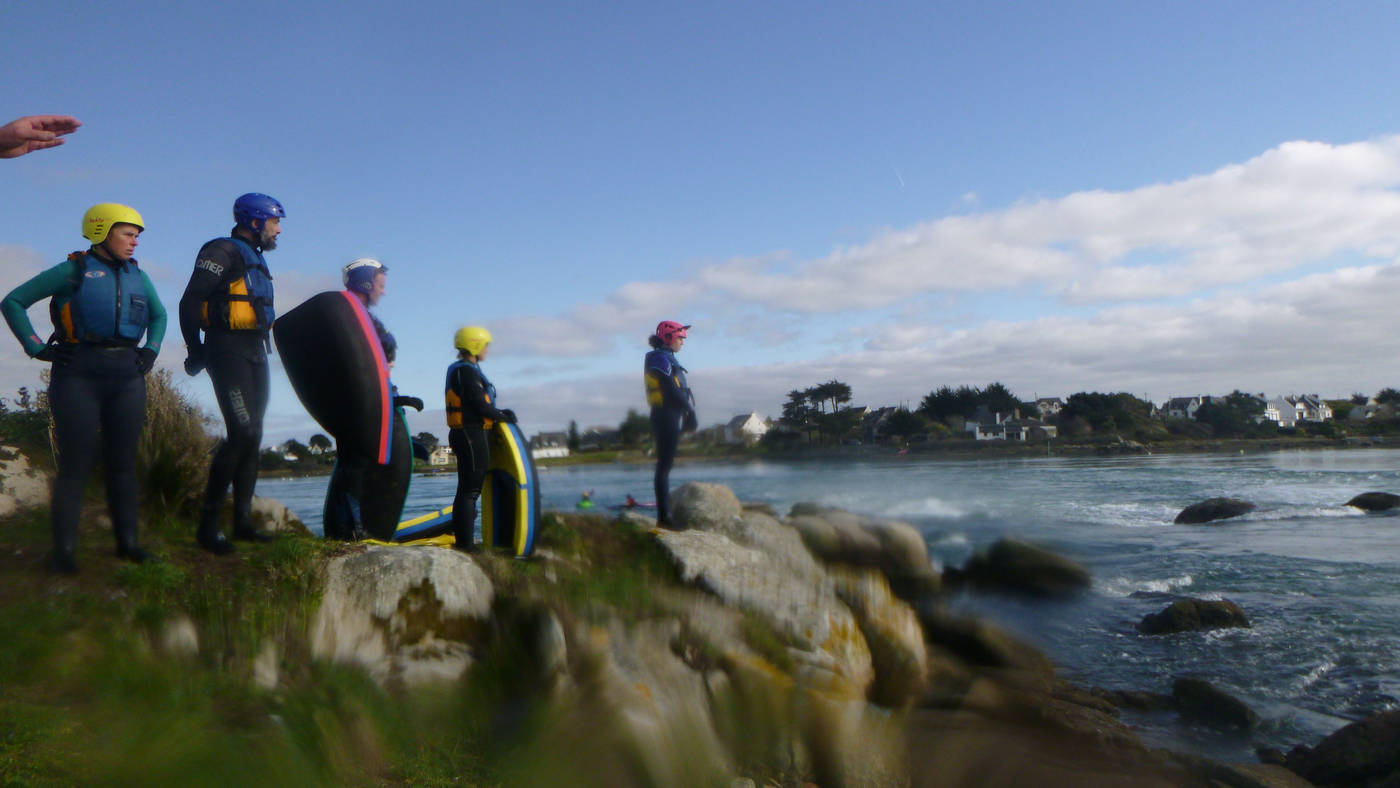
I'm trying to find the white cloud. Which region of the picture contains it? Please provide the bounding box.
[494,261,1400,431]
[485,135,1400,361]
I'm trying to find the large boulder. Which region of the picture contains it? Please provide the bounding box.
[654,524,874,698]
[1137,598,1250,635]
[787,503,939,598]
[310,545,494,685]
[1174,497,1255,524]
[1172,677,1257,730]
[250,496,311,536]
[0,445,50,517]
[1344,491,1400,512]
[915,603,1055,678]
[1284,709,1400,786]
[945,538,1091,597]
[671,482,743,531]
[829,567,928,707]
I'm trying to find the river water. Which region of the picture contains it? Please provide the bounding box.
[258,448,1400,761]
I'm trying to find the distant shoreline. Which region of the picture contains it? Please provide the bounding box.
[257,434,1399,479]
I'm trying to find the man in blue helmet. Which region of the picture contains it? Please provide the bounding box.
[178,193,284,554]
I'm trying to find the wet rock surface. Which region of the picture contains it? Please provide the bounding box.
[1344,491,1400,512]
[1138,597,1251,635]
[1174,497,1256,524]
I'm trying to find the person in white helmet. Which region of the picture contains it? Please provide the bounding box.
[321,259,425,540]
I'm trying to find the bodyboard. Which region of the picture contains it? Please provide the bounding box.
[272,291,394,465]
[360,407,413,540]
[393,503,455,543]
[480,422,540,556]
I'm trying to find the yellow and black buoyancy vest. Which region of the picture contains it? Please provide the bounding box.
[201,238,275,331]
[445,360,497,430]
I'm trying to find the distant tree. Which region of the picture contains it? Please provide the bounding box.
[567,420,580,452]
[882,408,930,445]
[1058,392,1154,434]
[1194,390,1269,437]
[780,390,816,443]
[919,385,981,422]
[308,433,332,453]
[1327,399,1354,421]
[414,432,440,455]
[823,380,853,413]
[618,408,652,447]
[1376,388,1400,405]
[979,382,1021,416]
[1351,392,1369,405]
[818,407,864,444]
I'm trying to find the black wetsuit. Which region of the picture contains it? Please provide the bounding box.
[323,311,397,540]
[644,347,696,526]
[445,359,511,547]
[179,232,272,544]
[50,348,148,557]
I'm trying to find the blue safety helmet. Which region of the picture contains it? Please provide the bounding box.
[233,193,286,231]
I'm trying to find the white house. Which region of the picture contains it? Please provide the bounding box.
[428,445,453,465]
[530,431,570,459]
[724,413,769,445]
[966,407,1057,441]
[1263,397,1295,427]
[1286,394,1332,422]
[1035,397,1064,417]
[1163,396,1204,420]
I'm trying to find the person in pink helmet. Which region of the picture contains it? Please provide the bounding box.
[643,320,697,528]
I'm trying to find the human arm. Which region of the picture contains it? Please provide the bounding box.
[1,261,76,356]
[140,271,166,354]
[457,366,512,423]
[178,241,236,371]
[0,115,81,159]
[645,356,697,418]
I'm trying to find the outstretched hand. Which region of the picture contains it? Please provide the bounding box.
[0,115,81,159]
[682,411,698,433]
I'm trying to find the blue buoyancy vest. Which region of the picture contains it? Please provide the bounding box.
[644,348,693,410]
[203,238,274,331]
[52,251,149,344]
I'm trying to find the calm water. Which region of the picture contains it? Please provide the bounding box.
[258,448,1400,760]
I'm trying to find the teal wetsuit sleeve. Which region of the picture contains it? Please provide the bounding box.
[1,260,76,356]
[140,271,167,353]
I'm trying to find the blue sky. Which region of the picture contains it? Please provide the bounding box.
[6,1,1400,442]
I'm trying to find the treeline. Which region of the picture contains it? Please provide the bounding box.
[764,381,1400,448]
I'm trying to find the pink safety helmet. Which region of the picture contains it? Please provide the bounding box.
[655,320,690,344]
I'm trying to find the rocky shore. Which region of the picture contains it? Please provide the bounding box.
[2,445,1396,786]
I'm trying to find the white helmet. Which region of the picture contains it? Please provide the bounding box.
[342,257,388,294]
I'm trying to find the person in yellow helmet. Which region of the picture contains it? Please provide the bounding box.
[1,203,166,573]
[445,325,516,549]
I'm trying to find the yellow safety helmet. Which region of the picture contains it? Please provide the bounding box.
[454,326,492,356]
[82,203,144,244]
